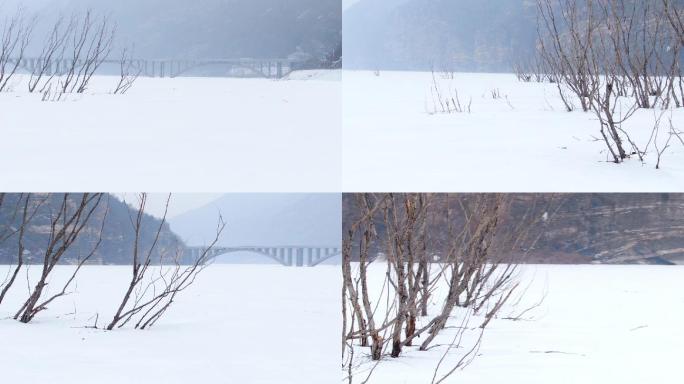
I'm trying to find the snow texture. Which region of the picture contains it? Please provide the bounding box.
[343,71,684,192]
[0,265,339,383]
[0,72,341,192]
[349,264,684,384]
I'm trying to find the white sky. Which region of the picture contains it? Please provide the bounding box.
[343,0,361,10]
[114,193,224,219]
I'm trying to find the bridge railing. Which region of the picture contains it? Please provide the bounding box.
[183,245,341,267]
[9,57,310,79]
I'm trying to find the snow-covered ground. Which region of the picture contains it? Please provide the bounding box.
[0,71,341,192]
[0,264,339,384]
[350,264,684,384]
[343,71,684,192]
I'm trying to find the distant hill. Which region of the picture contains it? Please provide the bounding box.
[0,194,182,265]
[170,193,342,248]
[343,0,538,72]
[6,0,341,63]
[343,194,684,265]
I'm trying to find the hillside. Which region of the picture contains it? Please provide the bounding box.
[170,193,341,247]
[0,194,182,265]
[343,194,684,265]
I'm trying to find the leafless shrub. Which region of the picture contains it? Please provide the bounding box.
[663,1,684,106]
[537,0,598,112]
[513,55,551,83]
[60,10,115,94]
[40,80,68,102]
[14,193,106,323]
[428,70,472,114]
[513,60,533,83]
[28,15,72,93]
[587,80,639,163]
[600,1,677,109]
[429,310,485,384]
[342,194,562,383]
[0,194,46,305]
[106,193,225,330]
[113,46,140,95]
[648,114,684,169]
[0,8,34,92]
[664,0,684,40]
[537,0,681,111]
[535,0,684,163]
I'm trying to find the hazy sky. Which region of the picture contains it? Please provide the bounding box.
[115,193,223,219]
[343,0,361,10]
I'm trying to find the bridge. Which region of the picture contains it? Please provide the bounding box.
[9,57,302,79]
[184,245,341,267]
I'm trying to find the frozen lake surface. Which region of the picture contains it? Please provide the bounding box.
[0,264,339,384]
[343,71,684,192]
[349,264,684,384]
[0,71,341,192]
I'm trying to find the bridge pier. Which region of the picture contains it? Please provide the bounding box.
[296,248,304,267]
[286,248,293,267]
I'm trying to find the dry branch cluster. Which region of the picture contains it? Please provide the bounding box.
[0,193,224,329]
[0,8,139,99]
[522,0,684,164]
[427,70,472,114]
[342,194,559,384]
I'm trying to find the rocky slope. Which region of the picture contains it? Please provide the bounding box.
[0,194,182,265]
[343,194,684,265]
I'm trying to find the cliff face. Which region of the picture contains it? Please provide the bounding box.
[0,194,183,265]
[531,194,684,264]
[342,194,684,264]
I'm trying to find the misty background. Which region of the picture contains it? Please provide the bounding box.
[343,0,538,72]
[169,193,341,264]
[169,193,341,246]
[0,0,341,64]
[0,193,341,266]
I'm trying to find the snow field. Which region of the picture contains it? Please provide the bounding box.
[0,264,340,384]
[349,264,684,384]
[343,70,684,192]
[0,72,341,192]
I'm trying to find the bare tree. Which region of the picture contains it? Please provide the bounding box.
[106,193,225,330]
[113,45,140,95]
[663,0,684,44]
[535,0,684,163]
[0,194,47,305]
[28,15,73,93]
[662,1,684,105]
[14,193,106,323]
[343,194,562,383]
[0,8,34,92]
[537,0,599,112]
[61,10,115,94]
